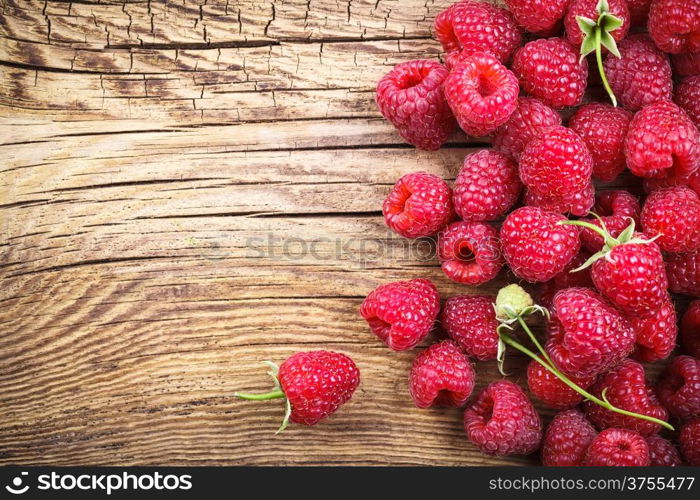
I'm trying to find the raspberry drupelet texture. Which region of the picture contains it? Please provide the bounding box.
[409,340,475,409]
[464,380,542,456]
[438,221,503,285]
[630,299,678,363]
[504,0,569,35]
[441,295,499,361]
[682,301,700,358]
[657,355,700,421]
[673,51,700,77]
[512,38,588,109]
[603,35,673,112]
[539,251,595,309]
[579,190,641,253]
[527,360,596,410]
[541,409,598,466]
[675,75,700,129]
[583,428,651,466]
[453,150,522,222]
[382,172,454,239]
[627,0,653,25]
[569,104,633,182]
[564,0,630,48]
[500,206,581,283]
[666,251,700,297]
[584,359,669,436]
[546,287,636,379]
[646,435,683,466]
[360,278,440,351]
[649,0,700,54]
[524,182,595,217]
[644,170,700,196]
[375,60,456,151]
[641,186,700,253]
[680,419,700,465]
[444,52,519,137]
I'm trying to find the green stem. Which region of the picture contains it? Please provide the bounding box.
[234,389,285,401]
[517,315,552,366]
[595,27,618,107]
[560,219,615,246]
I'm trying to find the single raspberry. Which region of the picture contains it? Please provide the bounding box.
[646,435,683,466]
[546,287,636,379]
[409,340,475,408]
[360,278,440,351]
[657,355,700,421]
[564,0,630,48]
[438,221,503,285]
[666,251,700,297]
[585,359,669,436]
[673,51,700,77]
[527,360,596,410]
[541,409,598,466]
[579,190,641,253]
[681,301,700,357]
[569,103,633,182]
[492,97,562,162]
[539,251,595,309]
[464,380,542,456]
[512,38,588,109]
[583,428,651,466]
[434,1,522,64]
[444,52,519,137]
[649,0,700,54]
[630,298,678,363]
[603,35,673,112]
[505,0,570,35]
[679,419,700,465]
[500,206,581,283]
[453,150,522,222]
[641,186,700,253]
[382,172,454,239]
[524,182,595,217]
[441,295,499,360]
[675,75,700,129]
[235,351,360,430]
[625,100,700,181]
[375,60,456,151]
[628,0,653,25]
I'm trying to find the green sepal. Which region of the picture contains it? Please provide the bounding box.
[496,336,508,377]
[599,29,621,58]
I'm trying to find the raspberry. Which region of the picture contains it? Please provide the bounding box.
[585,359,669,436]
[569,103,633,182]
[603,35,673,112]
[625,100,700,181]
[630,298,678,363]
[681,301,700,358]
[583,428,651,466]
[512,38,588,109]
[657,355,700,421]
[666,251,700,297]
[500,206,581,283]
[444,52,519,137]
[546,287,636,378]
[504,0,569,35]
[641,186,700,253]
[675,75,700,129]
[434,1,522,64]
[375,60,456,151]
[438,221,503,285]
[527,360,596,410]
[409,340,475,408]
[464,380,542,456]
[441,295,499,360]
[673,51,700,77]
[541,409,598,466]
[646,435,683,466]
[539,251,595,309]
[628,0,653,25]
[644,170,700,197]
[524,182,595,217]
[679,419,700,465]
[649,0,700,54]
[564,0,630,49]
[382,172,454,239]
[492,97,562,162]
[360,278,440,351]
[453,150,522,222]
[579,190,641,253]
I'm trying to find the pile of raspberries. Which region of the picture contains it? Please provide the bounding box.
[238,0,700,467]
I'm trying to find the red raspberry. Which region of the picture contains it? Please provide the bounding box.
[584,359,669,436]
[642,186,700,253]
[464,380,542,456]
[541,409,598,466]
[657,355,700,421]
[444,52,519,137]
[505,0,570,35]
[500,206,581,283]
[539,251,595,309]
[583,428,651,466]
[441,295,499,360]
[625,100,700,181]
[675,75,700,129]
[382,172,454,239]
[564,0,630,48]
[512,38,588,109]
[546,288,636,379]
[630,298,678,363]
[453,150,522,222]
[409,340,475,409]
[579,190,641,253]
[666,251,700,297]
[527,360,596,410]
[644,169,700,196]
[434,1,522,64]
[646,435,683,466]
[524,182,595,217]
[681,301,700,358]
[438,221,503,285]
[673,51,700,77]
[376,60,456,151]
[628,0,653,25]
[360,278,440,351]
[680,419,700,465]
[604,35,673,112]
[649,0,700,54]
[569,103,633,182]
[493,97,562,162]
